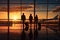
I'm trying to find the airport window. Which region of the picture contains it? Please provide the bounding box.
[0,0,60,40]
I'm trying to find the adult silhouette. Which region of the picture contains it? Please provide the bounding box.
[34,15,38,29]
[34,15,38,24]
[34,15,38,40]
[21,13,26,30]
[28,14,33,40]
[21,13,26,23]
[29,14,33,24]
[21,13,26,40]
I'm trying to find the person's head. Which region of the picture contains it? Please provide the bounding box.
[36,15,38,17]
[23,13,24,15]
[30,14,32,16]
[35,15,38,17]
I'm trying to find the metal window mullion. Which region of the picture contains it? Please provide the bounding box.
[0,3,60,4]
[46,0,48,40]
[21,0,24,30]
[34,0,36,30]
[7,0,10,40]
[34,0,36,40]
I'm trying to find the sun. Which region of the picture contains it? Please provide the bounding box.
[13,17,17,20]
[13,16,18,21]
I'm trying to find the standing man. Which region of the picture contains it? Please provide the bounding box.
[21,13,26,23]
[29,14,33,29]
[29,14,33,40]
[34,15,38,28]
[21,13,26,30]
[21,13,26,40]
[29,14,33,24]
[34,15,38,40]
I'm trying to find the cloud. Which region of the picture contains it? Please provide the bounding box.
[10,5,33,12]
[0,6,7,12]
[0,5,33,12]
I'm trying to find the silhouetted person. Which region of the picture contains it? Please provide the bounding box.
[28,14,33,40]
[21,13,26,30]
[34,15,38,30]
[21,13,26,23]
[34,15,38,24]
[38,22,41,31]
[28,28,33,40]
[29,14,33,24]
[34,15,38,40]
[25,22,29,31]
[21,13,26,40]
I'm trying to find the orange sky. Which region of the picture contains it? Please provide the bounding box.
[0,11,58,20]
[0,5,60,20]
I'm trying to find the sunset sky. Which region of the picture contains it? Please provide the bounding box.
[0,0,60,20]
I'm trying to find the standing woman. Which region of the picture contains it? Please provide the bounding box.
[34,15,38,40]
[34,15,38,29]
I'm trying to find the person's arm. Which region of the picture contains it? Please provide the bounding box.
[21,15,22,20]
[25,15,26,20]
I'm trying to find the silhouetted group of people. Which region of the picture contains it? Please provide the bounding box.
[21,13,41,31]
[20,13,41,40]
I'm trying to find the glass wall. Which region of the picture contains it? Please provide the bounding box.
[0,0,60,40]
[0,0,8,40]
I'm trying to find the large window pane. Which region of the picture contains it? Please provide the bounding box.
[36,0,47,3]
[0,0,60,40]
[0,4,8,40]
[35,4,47,19]
[0,0,7,3]
[48,0,60,3]
[22,0,33,3]
[48,4,60,18]
[10,0,20,3]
